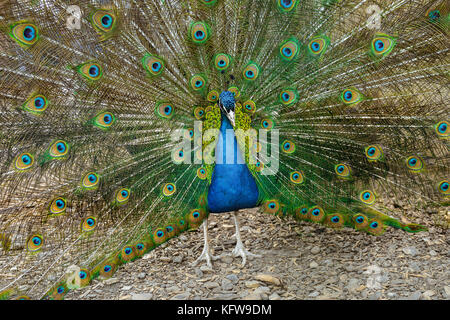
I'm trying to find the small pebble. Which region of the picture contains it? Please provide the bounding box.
[204,281,220,289]
[131,293,153,300]
[402,246,418,256]
[226,274,239,283]
[311,246,321,254]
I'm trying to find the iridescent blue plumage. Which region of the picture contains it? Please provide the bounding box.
[207,92,259,213]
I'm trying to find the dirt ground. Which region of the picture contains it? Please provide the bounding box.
[64,205,449,300]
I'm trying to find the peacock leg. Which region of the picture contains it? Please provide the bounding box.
[192,218,220,269]
[231,211,261,267]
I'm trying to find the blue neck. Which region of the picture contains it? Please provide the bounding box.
[207,116,259,213]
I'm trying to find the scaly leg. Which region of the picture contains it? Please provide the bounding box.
[231,211,261,267]
[192,218,220,269]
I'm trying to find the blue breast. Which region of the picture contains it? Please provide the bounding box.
[207,116,259,213]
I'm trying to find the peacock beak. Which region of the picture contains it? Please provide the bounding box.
[218,100,236,127]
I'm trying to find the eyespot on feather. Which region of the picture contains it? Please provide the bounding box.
[365,145,383,161]
[370,34,396,59]
[190,22,210,44]
[142,54,165,76]
[115,188,130,204]
[15,152,34,170]
[9,21,39,47]
[214,53,231,71]
[341,88,363,105]
[27,234,43,252]
[359,190,376,205]
[279,88,298,105]
[22,94,48,114]
[325,213,345,228]
[76,61,103,81]
[281,140,295,153]
[308,35,330,56]
[49,140,69,158]
[190,74,207,91]
[49,197,67,215]
[290,171,304,184]
[82,172,99,190]
[263,200,280,214]
[352,214,369,230]
[187,209,206,228]
[335,163,351,178]
[406,156,424,172]
[81,216,97,232]
[308,206,325,222]
[155,101,174,119]
[242,62,260,81]
[162,183,176,196]
[277,0,299,12]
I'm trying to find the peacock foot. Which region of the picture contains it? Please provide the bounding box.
[192,244,220,269]
[192,219,220,269]
[231,241,262,267]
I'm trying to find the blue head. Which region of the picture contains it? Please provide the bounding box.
[219,91,235,111]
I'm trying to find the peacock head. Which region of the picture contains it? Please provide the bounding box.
[219,91,236,125]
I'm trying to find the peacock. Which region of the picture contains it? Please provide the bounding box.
[0,0,448,300]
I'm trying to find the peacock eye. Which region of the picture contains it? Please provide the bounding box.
[360,190,375,205]
[50,197,67,214]
[435,121,449,137]
[23,94,48,114]
[277,0,298,12]
[104,265,111,272]
[34,97,44,108]
[406,156,423,171]
[428,10,440,21]
[9,22,40,47]
[91,10,117,34]
[116,188,131,204]
[279,88,298,105]
[27,235,44,252]
[370,34,396,58]
[89,65,99,76]
[341,88,363,105]
[101,14,113,28]
[163,183,176,196]
[190,22,210,44]
[282,140,295,153]
[15,152,34,170]
[190,74,207,91]
[77,62,103,81]
[214,54,231,71]
[142,54,165,76]
[157,231,164,238]
[242,62,260,81]
[370,221,379,229]
[156,102,174,119]
[79,271,87,279]
[57,143,65,152]
[335,163,351,178]
[290,171,304,184]
[57,286,65,294]
[331,216,340,223]
[438,180,449,194]
[307,35,330,57]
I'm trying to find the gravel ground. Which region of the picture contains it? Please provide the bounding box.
[65,205,449,301]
